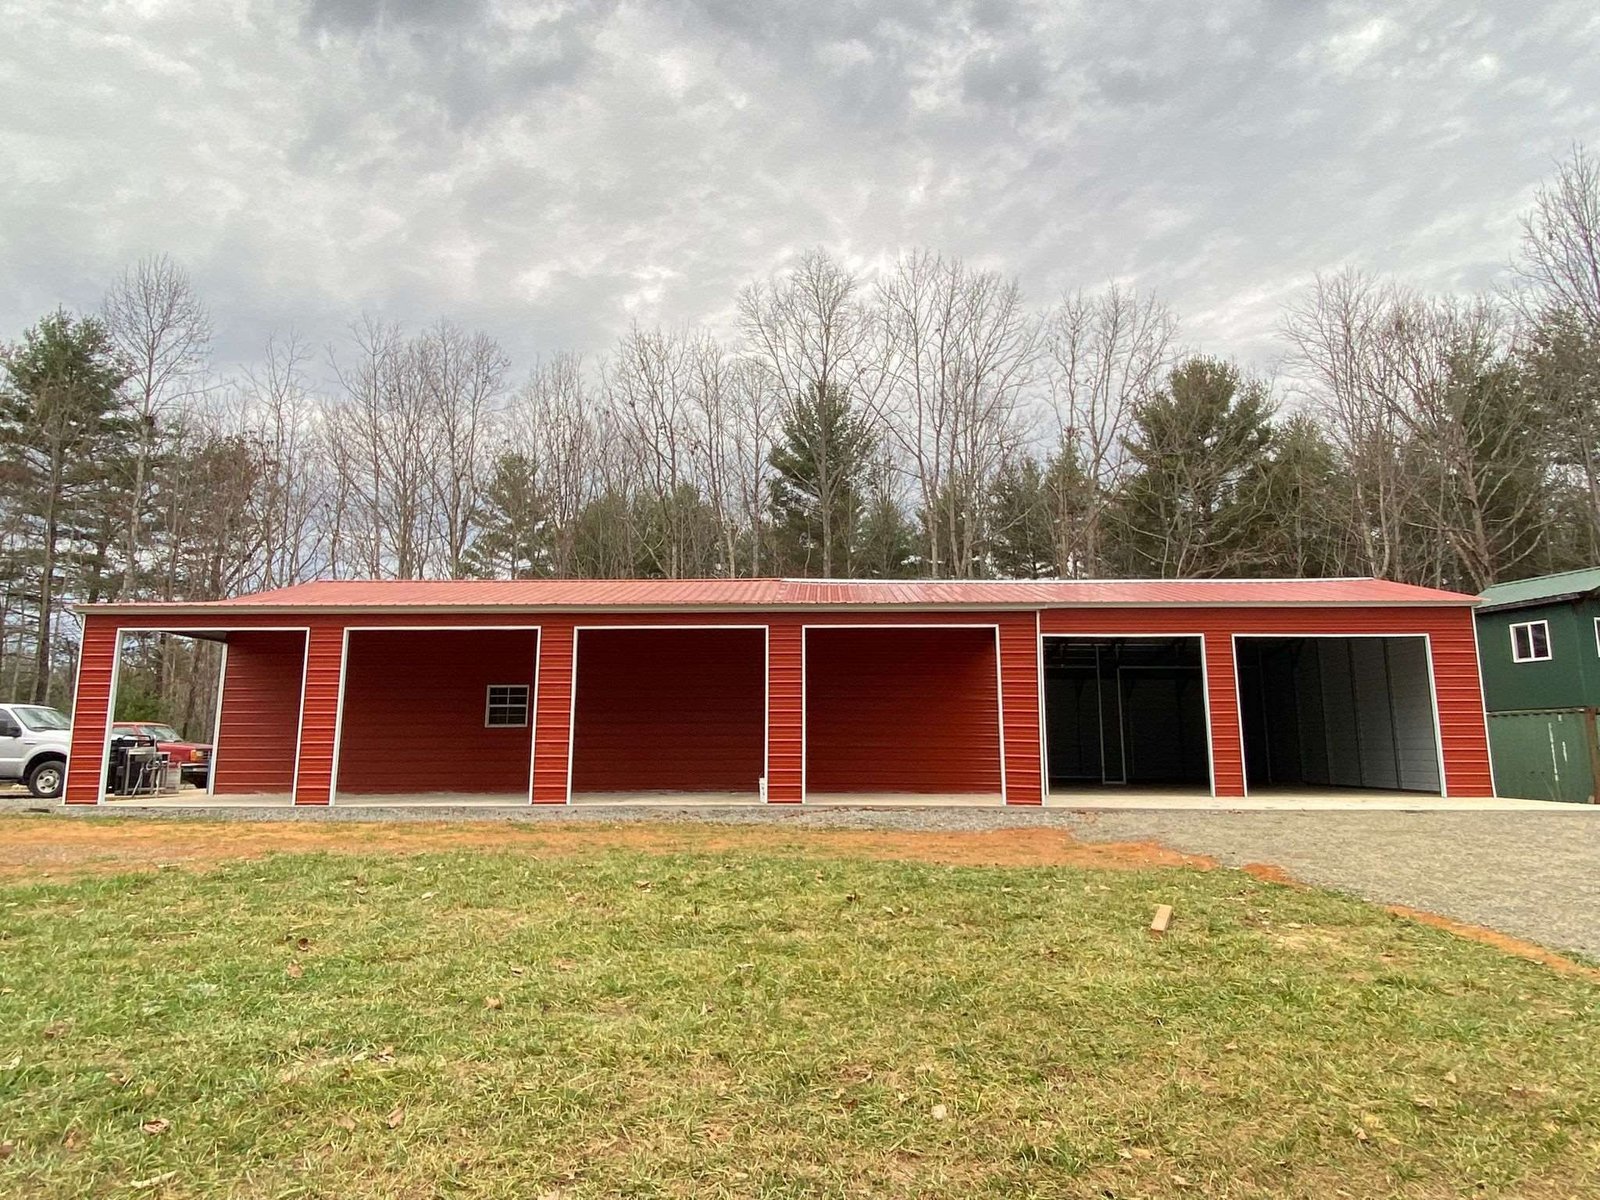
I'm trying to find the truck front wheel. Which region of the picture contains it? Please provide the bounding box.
[26,758,65,799]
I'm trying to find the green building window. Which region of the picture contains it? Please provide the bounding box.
[1510,620,1551,663]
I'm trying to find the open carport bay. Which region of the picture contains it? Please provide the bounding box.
[1044,636,1211,794]
[1236,635,1442,794]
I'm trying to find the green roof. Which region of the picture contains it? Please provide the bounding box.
[1478,567,1600,613]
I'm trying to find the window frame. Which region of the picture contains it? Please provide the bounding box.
[484,683,531,728]
[1510,619,1552,664]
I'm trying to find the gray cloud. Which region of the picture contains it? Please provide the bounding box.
[0,0,1595,378]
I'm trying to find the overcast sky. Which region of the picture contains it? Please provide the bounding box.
[2,0,1596,378]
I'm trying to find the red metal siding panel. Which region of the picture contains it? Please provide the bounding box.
[998,612,1044,804]
[213,631,305,796]
[533,621,575,803]
[1427,620,1495,797]
[767,620,803,802]
[335,629,539,795]
[805,625,1002,794]
[63,616,118,804]
[294,623,345,805]
[571,628,764,793]
[1039,605,1494,797]
[1204,634,1245,795]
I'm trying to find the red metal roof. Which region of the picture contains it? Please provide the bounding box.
[82,576,1478,614]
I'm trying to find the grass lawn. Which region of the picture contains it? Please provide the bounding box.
[1,834,1597,1198]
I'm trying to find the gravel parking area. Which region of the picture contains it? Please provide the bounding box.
[6,797,1598,959]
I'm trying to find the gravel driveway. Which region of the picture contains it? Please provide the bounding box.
[1064,809,1600,960]
[6,797,1598,959]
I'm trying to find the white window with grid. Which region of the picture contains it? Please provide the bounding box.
[484,684,530,727]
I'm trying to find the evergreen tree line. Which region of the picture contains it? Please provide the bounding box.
[6,148,1600,730]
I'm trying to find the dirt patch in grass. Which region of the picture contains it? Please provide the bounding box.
[0,815,1214,879]
[4,815,1595,979]
[1240,860,1300,886]
[1387,904,1600,981]
[1239,854,1600,979]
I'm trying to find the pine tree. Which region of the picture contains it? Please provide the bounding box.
[465,452,548,578]
[987,455,1057,578]
[0,310,131,701]
[856,459,917,578]
[768,382,878,575]
[1113,356,1275,577]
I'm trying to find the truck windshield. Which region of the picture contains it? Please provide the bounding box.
[15,706,70,731]
[144,725,181,742]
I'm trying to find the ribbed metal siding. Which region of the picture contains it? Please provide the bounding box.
[1204,633,1246,794]
[767,620,803,802]
[805,625,1003,794]
[63,616,119,804]
[998,613,1044,804]
[293,622,345,805]
[213,630,305,796]
[571,628,765,793]
[1429,618,1495,796]
[336,629,538,795]
[1039,606,1493,797]
[532,620,575,803]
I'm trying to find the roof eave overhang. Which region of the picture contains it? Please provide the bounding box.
[74,598,1480,619]
[1475,590,1596,615]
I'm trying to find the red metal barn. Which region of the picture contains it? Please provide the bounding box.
[63,578,1495,806]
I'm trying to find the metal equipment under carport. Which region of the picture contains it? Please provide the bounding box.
[1042,636,1212,793]
[1234,635,1444,794]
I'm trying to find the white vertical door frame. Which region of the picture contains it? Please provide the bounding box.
[205,640,229,796]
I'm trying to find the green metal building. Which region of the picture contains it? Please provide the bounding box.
[1477,568,1600,802]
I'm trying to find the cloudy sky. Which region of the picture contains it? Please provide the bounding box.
[2,0,1596,376]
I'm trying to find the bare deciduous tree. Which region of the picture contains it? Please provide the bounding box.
[739,250,885,575]
[878,251,1038,576]
[1041,286,1174,576]
[103,254,212,595]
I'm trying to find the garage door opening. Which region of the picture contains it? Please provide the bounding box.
[1043,636,1211,795]
[570,627,766,803]
[1235,636,1443,795]
[334,628,539,804]
[98,628,231,804]
[805,626,1003,802]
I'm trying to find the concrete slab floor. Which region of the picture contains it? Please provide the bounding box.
[1046,789,1594,812]
[571,791,762,806]
[335,793,529,807]
[805,793,1006,807]
[103,793,294,808]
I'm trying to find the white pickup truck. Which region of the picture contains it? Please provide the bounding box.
[0,703,72,798]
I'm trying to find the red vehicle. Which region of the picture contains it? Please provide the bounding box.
[111,722,212,789]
